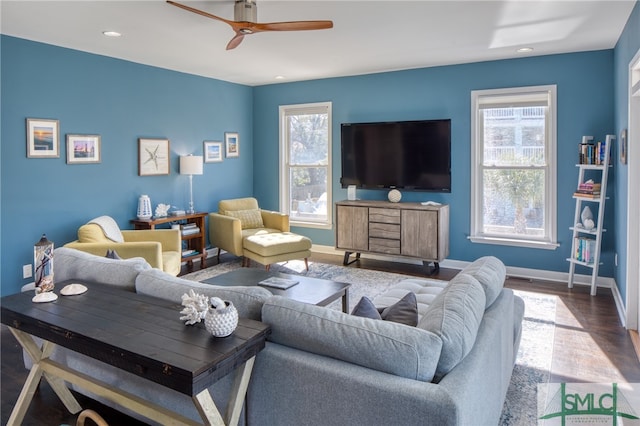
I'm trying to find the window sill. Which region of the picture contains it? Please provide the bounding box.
[468,235,559,250]
[290,220,332,230]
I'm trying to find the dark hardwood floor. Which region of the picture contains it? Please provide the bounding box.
[2,252,639,425]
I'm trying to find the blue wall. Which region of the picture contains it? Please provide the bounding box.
[1,36,254,296]
[253,51,616,276]
[613,1,640,303]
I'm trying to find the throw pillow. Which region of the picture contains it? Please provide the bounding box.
[225,209,264,229]
[105,249,122,260]
[351,292,418,326]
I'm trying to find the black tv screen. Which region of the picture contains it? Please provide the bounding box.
[340,119,451,192]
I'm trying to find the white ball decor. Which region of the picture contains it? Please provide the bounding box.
[204,297,239,337]
[388,189,402,203]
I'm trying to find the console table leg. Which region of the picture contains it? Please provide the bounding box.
[422,261,440,276]
[343,252,361,266]
[193,389,225,426]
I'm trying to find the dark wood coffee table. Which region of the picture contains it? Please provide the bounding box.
[1,282,270,426]
[202,268,351,313]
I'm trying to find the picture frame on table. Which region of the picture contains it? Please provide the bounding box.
[225,132,239,158]
[138,138,170,176]
[26,118,60,158]
[66,134,101,164]
[204,141,223,163]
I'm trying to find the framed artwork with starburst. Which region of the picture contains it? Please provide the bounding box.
[138,138,170,176]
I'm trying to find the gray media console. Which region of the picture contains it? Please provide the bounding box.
[335,200,449,274]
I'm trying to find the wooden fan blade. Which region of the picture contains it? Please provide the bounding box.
[226,33,245,50]
[166,1,234,26]
[253,20,333,32]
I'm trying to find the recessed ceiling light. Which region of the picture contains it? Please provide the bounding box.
[102,31,122,37]
[275,75,285,80]
[517,47,533,53]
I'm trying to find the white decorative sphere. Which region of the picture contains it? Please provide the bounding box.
[388,189,402,203]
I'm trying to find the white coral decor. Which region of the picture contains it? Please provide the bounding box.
[179,289,209,325]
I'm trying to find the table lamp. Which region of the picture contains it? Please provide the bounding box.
[180,154,203,214]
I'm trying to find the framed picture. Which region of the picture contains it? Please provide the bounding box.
[138,138,170,176]
[225,132,239,158]
[26,118,60,158]
[204,141,223,163]
[66,134,101,164]
[620,129,627,165]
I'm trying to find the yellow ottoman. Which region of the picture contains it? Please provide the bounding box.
[243,232,312,270]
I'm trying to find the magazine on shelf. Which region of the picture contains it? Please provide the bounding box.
[258,277,299,290]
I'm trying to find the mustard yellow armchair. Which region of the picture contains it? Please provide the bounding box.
[209,198,311,270]
[64,216,182,276]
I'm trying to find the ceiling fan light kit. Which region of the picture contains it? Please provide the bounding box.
[166,0,333,50]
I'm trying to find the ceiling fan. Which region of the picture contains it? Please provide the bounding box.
[166,0,334,50]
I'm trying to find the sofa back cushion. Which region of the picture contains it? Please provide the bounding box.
[135,268,271,321]
[54,247,150,291]
[418,273,486,380]
[460,256,506,309]
[262,296,443,382]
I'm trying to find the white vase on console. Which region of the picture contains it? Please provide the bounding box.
[137,195,152,220]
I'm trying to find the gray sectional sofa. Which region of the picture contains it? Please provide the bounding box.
[23,247,523,425]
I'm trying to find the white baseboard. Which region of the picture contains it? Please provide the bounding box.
[310,244,626,326]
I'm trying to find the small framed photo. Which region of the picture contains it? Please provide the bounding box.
[225,132,239,158]
[138,138,170,176]
[26,118,60,158]
[66,134,101,164]
[204,141,223,163]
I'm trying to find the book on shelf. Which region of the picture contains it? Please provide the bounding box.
[182,249,199,257]
[573,192,601,199]
[578,140,607,165]
[182,223,197,229]
[574,237,596,264]
[181,227,200,236]
[577,182,601,191]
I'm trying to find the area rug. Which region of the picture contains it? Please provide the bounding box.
[183,259,557,424]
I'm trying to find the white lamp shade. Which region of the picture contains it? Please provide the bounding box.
[180,155,203,175]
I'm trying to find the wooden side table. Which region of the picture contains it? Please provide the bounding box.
[131,212,207,270]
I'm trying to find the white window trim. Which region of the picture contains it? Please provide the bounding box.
[470,85,559,250]
[279,102,332,230]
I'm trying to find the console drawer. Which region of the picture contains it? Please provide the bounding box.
[369,238,400,254]
[369,223,400,239]
[369,208,400,224]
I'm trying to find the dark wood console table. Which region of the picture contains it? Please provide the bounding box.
[131,212,207,270]
[1,282,270,425]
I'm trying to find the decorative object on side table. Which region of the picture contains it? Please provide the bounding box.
[179,290,238,337]
[137,194,152,220]
[179,154,203,214]
[33,234,57,303]
[205,297,238,337]
[155,203,171,217]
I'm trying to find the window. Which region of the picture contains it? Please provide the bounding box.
[470,86,558,249]
[279,102,332,229]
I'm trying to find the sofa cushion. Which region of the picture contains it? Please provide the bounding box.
[225,209,264,230]
[262,296,442,382]
[54,247,150,291]
[373,278,447,321]
[105,249,122,259]
[134,268,271,321]
[353,293,419,327]
[460,256,506,309]
[418,273,486,380]
[77,223,110,243]
[351,296,382,320]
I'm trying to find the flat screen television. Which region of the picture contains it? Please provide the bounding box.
[340,119,451,192]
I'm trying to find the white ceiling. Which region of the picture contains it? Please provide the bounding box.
[1,1,636,86]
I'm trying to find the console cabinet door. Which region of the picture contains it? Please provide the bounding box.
[336,206,368,251]
[401,210,437,259]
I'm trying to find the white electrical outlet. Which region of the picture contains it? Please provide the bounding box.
[23,264,32,279]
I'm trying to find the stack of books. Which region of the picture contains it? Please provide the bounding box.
[578,140,607,165]
[574,237,596,264]
[574,182,601,198]
[181,223,200,236]
[182,249,200,257]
